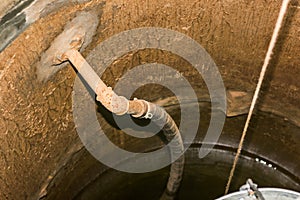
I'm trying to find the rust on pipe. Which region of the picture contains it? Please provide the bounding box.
[64,49,150,117]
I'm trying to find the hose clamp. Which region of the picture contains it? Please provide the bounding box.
[143,101,153,119]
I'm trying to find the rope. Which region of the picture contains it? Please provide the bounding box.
[225,0,291,194]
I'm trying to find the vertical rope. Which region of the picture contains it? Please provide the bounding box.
[225,0,291,194]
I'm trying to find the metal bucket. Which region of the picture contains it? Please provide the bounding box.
[217,188,300,200]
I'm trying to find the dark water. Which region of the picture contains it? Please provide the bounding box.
[74,146,299,200]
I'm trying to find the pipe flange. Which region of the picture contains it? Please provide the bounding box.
[113,96,130,116]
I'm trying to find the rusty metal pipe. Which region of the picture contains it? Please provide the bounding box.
[64,48,184,199]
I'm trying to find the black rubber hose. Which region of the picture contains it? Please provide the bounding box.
[146,102,185,200]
